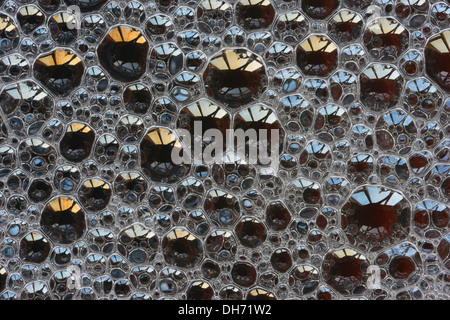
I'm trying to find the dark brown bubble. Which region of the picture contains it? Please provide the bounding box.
[302,0,339,19]
[360,63,403,111]
[162,228,204,268]
[296,35,338,77]
[265,201,291,231]
[28,179,52,203]
[270,248,293,273]
[60,123,95,163]
[20,231,51,263]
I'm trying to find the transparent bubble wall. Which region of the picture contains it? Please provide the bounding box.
[0,0,449,300]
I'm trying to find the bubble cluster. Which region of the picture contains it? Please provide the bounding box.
[0,0,448,301]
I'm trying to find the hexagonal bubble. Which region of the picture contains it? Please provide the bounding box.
[289,265,319,296]
[341,185,411,250]
[81,14,107,43]
[158,267,188,296]
[376,155,410,186]
[116,115,145,143]
[19,231,51,264]
[424,164,450,201]
[247,31,273,52]
[173,6,195,30]
[17,5,45,35]
[235,216,267,248]
[162,227,204,268]
[98,25,149,82]
[196,0,232,34]
[273,11,309,43]
[375,242,423,287]
[395,0,429,28]
[53,165,81,194]
[363,17,409,61]
[399,49,423,77]
[40,196,86,244]
[299,140,333,179]
[265,43,294,68]
[324,176,351,206]
[48,12,78,45]
[271,70,299,98]
[350,124,374,152]
[87,228,115,255]
[347,153,374,184]
[18,138,57,176]
[0,80,54,136]
[113,172,147,204]
[176,177,204,209]
[0,13,20,56]
[235,0,275,31]
[177,98,230,153]
[0,54,30,83]
[375,109,417,155]
[204,189,240,227]
[285,177,323,213]
[360,63,404,111]
[322,248,370,295]
[149,42,184,80]
[404,77,443,119]
[233,103,285,159]
[60,122,96,163]
[421,122,444,150]
[413,199,449,233]
[408,151,433,176]
[139,127,190,183]
[78,178,111,212]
